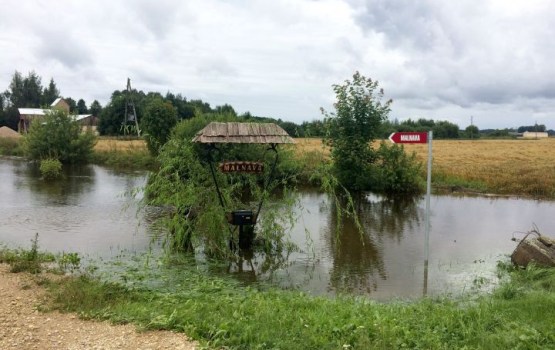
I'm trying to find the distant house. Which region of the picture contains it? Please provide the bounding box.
[521,131,549,139]
[18,98,96,133]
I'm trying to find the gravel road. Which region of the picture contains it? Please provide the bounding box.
[0,264,197,350]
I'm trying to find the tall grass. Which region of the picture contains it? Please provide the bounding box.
[43,260,555,349]
[0,137,24,156]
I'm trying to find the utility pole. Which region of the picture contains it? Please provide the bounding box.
[124,78,140,137]
[470,116,474,140]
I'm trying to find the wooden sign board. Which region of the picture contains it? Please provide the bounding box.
[219,161,264,174]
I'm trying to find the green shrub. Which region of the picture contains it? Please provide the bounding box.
[23,109,97,164]
[40,158,63,180]
[372,142,423,194]
[0,137,24,156]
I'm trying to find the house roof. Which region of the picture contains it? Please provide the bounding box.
[73,114,93,121]
[192,122,295,144]
[18,108,48,116]
[51,97,63,107]
[18,108,91,121]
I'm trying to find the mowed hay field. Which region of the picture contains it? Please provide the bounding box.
[403,138,555,197]
[292,137,555,197]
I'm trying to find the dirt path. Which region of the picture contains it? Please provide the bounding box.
[0,264,197,350]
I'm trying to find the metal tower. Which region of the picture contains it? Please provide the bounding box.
[124,78,140,137]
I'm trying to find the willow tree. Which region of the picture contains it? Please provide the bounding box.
[322,72,392,191]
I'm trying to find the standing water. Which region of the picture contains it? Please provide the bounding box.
[0,157,150,256]
[1,156,554,300]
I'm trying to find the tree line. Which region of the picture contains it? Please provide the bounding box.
[1,70,551,139]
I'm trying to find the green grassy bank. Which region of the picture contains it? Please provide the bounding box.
[39,261,554,349]
[1,234,554,349]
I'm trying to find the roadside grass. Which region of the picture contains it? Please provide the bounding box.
[41,259,555,350]
[0,235,55,274]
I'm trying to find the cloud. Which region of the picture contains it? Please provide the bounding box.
[34,28,94,69]
[1,0,555,129]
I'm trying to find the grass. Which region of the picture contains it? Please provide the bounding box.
[0,234,55,274]
[40,259,555,349]
[0,137,25,156]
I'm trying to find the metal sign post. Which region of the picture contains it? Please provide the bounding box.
[389,131,433,296]
[423,131,432,295]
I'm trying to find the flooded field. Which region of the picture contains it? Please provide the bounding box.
[1,156,554,300]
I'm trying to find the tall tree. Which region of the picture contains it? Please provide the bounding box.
[42,78,60,106]
[98,94,126,135]
[21,71,43,108]
[77,99,88,114]
[0,94,5,126]
[89,100,102,116]
[140,98,177,155]
[64,97,77,113]
[5,71,25,107]
[322,72,392,190]
[3,71,44,130]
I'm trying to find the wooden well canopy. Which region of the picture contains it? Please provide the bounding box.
[192,122,295,144]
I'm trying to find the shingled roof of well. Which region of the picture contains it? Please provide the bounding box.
[192,122,295,144]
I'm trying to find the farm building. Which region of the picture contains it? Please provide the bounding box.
[18,98,97,133]
[521,131,549,139]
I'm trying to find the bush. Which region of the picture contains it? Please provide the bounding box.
[23,109,97,164]
[372,142,423,194]
[40,158,63,180]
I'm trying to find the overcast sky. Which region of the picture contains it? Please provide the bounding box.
[1,0,554,129]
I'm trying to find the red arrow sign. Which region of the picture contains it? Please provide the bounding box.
[388,132,428,144]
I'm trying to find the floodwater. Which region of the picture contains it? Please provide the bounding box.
[1,156,554,300]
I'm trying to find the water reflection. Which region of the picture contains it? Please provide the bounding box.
[13,162,95,205]
[361,194,422,242]
[324,194,422,294]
